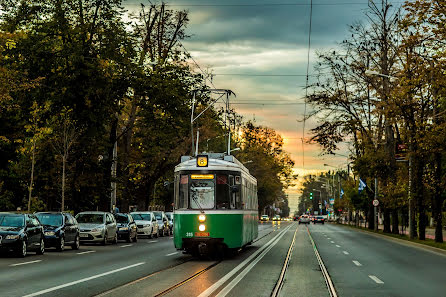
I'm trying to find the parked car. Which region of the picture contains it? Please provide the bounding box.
[299,215,311,224]
[153,211,170,236]
[35,212,80,251]
[114,213,137,243]
[272,215,281,221]
[0,212,45,257]
[165,212,174,234]
[260,215,269,221]
[75,211,117,245]
[313,216,325,224]
[130,212,158,238]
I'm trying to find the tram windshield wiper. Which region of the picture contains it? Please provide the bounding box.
[191,193,205,214]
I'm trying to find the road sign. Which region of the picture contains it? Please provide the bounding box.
[373,199,379,207]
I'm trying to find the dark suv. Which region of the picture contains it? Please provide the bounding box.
[0,213,45,257]
[35,212,80,251]
[313,216,325,224]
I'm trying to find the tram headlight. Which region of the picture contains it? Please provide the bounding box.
[199,224,206,232]
[198,214,206,222]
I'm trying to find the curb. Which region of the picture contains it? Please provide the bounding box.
[332,222,446,257]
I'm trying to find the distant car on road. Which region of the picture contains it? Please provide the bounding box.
[165,212,174,234]
[260,215,269,221]
[130,212,158,238]
[114,213,137,243]
[75,211,117,245]
[35,212,80,251]
[272,215,281,221]
[153,211,170,236]
[0,213,45,257]
[313,216,325,224]
[299,215,311,224]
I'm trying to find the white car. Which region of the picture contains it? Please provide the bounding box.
[299,215,311,224]
[130,212,158,238]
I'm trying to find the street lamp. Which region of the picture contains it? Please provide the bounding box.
[365,69,397,82]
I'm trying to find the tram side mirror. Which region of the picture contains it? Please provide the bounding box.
[231,185,240,193]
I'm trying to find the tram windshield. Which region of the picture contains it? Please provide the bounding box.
[190,180,215,209]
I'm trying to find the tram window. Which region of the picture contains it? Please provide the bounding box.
[190,179,215,209]
[178,175,188,209]
[216,175,229,209]
[234,176,241,209]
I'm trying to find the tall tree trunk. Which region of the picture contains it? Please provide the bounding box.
[391,208,399,234]
[415,157,426,240]
[383,208,391,233]
[28,140,36,211]
[62,155,66,211]
[433,153,444,242]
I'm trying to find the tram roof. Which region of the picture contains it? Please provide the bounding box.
[175,154,251,176]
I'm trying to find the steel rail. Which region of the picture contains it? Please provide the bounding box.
[270,223,298,297]
[307,227,338,297]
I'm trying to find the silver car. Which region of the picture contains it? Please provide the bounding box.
[75,211,117,245]
[165,212,174,234]
[130,212,158,238]
[153,211,170,237]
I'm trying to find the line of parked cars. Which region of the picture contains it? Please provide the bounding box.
[0,210,174,257]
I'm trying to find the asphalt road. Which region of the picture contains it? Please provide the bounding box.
[1,222,445,297]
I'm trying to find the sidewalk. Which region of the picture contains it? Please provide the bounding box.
[340,220,446,241]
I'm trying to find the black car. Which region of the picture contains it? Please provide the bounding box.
[0,213,45,257]
[35,212,80,251]
[313,216,325,224]
[114,213,137,243]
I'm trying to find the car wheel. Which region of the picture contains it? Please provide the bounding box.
[72,235,80,250]
[102,233,108,246]
[17,240,27,258]
[113,233,118,244]
[36,238,45,255]
[56,236,65,252]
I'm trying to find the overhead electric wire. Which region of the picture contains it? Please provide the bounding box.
[126,2,404,7]
[302,0,313,168]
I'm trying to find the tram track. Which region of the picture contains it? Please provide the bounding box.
[270,223,298,297]
[307,226,338,297]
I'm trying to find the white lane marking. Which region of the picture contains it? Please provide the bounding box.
[166,252,179,256]
[214,227,289,297]
[335,245,341,248]
[22,262,145,297]
[198,224,293,297]
[327,237,331,239]
[76,250,96,255]
[343,251,349,255]
[120,244,133,248]
[353,260,362,266]
[330,241,335,243]
[9,260,42,267]
[369,275,384,284]
[149,240,158,243]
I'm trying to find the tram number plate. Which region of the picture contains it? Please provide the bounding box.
[195,232,209,237]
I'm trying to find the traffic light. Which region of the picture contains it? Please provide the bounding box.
[310,192,313,200]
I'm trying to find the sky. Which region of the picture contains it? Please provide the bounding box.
[124,0,404,213]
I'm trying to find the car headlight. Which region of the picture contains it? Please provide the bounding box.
[119,227,129,231]
[44,231,56,236]
[5,235,20,240]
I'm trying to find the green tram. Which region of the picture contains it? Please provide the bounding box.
[173,153,258,256]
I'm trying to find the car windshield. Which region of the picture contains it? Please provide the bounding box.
[165,213,172,220]
[76,214,104,224]
[35,213,63,226]
[153,212,162,220]
[131,213,151,221]
[0,214,24,227]
[114,214,129,223]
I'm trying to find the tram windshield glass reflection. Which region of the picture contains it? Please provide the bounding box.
[190,180,215,209]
